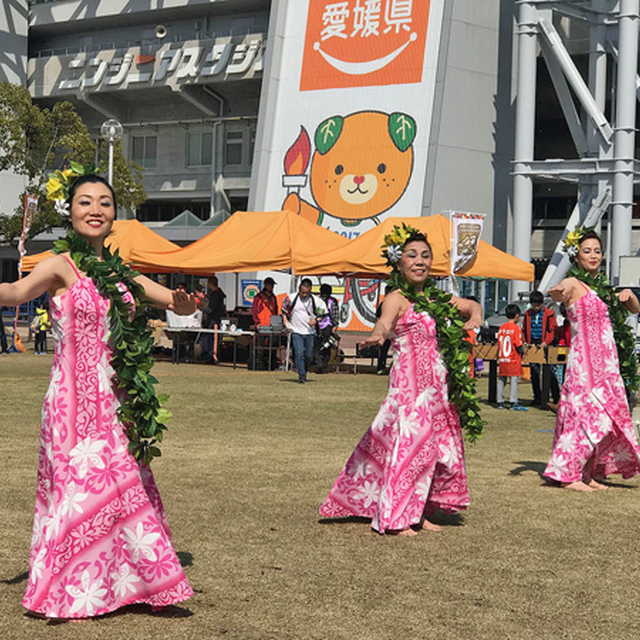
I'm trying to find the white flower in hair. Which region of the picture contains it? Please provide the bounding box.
[566,244,579,259]
[54,199,71,219]
[386,245,403,263]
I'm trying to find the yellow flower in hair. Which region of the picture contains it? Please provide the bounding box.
[565,229,582,247]
[46,176,64,200]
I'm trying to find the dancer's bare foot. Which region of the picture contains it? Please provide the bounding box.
[585,478,609,490]
[561,480,596,492]
[388,528,418,537]
[420,519,441,532]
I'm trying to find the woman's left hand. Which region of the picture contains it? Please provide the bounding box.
[170,290,197,315]
[617,288,640,314]
[462,316,482,331]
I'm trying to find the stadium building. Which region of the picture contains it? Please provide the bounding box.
[2,1,640,313]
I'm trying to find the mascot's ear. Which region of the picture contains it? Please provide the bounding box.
[388,113,416,152]
[315,116,344,155]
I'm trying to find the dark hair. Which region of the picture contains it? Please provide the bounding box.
[529,290,544,304]
[68,174,117,213]
[208,276,219,287]
[403,231,432,255]
[578,230,602,250]
[300,278,313,288]
[505,304,520,319]
[263,277,276,286]
[320,283,332,296]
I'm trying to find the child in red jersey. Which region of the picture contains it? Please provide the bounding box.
[496,304,528,411]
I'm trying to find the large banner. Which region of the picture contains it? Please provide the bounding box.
[252,0,444,330]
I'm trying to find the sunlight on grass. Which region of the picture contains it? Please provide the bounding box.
[1,356,640,639]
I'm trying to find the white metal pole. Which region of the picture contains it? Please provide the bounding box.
[512,1,538,298]
[108,139,114,185]
[611,0,639,284]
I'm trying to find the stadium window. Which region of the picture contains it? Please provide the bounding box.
[131,135,157,169]
[187,131,213,167]
[224,130,243,166]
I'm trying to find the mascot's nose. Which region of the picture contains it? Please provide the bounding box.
[353,175,365,185]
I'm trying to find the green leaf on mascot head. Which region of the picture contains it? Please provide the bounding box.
[388,112,417,152]
[315,116,344,155]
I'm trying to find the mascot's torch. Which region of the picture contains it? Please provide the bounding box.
[282,127,311,194]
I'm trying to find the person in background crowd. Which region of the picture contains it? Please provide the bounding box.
[202,275,226,363]
[252,277,278,328]
[252,277,280,370]
[0,307,8,355]
[315,283,340,374]
[522,290,560,409]
[32,304,51,355]
[496,304,528,411]
[282,278,327,384]
[375,287,392,375]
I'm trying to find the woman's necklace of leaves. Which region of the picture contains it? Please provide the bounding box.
[53,230,170,464]
[388,271,485,442]
[569,267,640,396]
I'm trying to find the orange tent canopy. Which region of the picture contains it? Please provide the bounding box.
[294,215,534,281]
[22,220,180,273]
[129,210,350,275]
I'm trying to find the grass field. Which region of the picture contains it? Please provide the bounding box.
[1,355,640,640]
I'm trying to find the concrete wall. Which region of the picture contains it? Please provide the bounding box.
[422,0,516,248]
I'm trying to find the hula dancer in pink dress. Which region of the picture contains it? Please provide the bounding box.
[0,167,196,618]
[545,229,640,491]
[320,225,484,535]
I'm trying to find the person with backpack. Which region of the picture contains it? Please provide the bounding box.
[315,283,340,373]
[282,278,327,384]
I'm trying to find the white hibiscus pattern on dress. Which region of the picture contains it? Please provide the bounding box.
[121,522,161,563]
[69,438,108,478]
[66,570,107,616]
[111,564,142,598]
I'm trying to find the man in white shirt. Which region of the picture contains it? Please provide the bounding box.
[282,278,327,384]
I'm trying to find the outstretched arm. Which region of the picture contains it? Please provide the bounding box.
[133,274,197,315]
[451,296,483,330]
[361,291,406,347]
[0,256,67,307]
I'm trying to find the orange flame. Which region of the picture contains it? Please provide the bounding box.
[284,127,311,175]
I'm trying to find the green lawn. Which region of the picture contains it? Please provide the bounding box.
[1,355,639,639]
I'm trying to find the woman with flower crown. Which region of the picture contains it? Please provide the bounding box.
[320,226,483,535]
[0,167,195,618]
[544,229,640,491]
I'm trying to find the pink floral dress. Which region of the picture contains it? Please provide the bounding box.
[320,305,469,533]
[544,286,640,483]
[23,260,193,618]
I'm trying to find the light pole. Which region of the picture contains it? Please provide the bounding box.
[100,119,123,184]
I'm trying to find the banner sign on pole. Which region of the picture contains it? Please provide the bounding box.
[451,212,484,274]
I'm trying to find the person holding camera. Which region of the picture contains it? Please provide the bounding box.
[315,283,340,374]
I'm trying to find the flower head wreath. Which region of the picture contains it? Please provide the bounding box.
[381,222,421,267]
[45,161,98,219]
[563,225,595,260]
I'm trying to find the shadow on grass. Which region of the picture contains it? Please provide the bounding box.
[177,550,193,567]
[35,603,194,625]
[510,460,547,478]
[1,570,28,585]
[318,511,465,528]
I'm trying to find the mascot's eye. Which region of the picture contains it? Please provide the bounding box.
[334,165,344,175]
[377,163,387,174]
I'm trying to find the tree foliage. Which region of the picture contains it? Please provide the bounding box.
[0,81,146,241]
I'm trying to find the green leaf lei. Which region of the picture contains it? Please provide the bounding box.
[53,229,170,465]
[387,270,486,443]
[568,266,640,396]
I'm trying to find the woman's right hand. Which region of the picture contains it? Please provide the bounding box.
[361,334,386,348]
[548,279,575,304]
